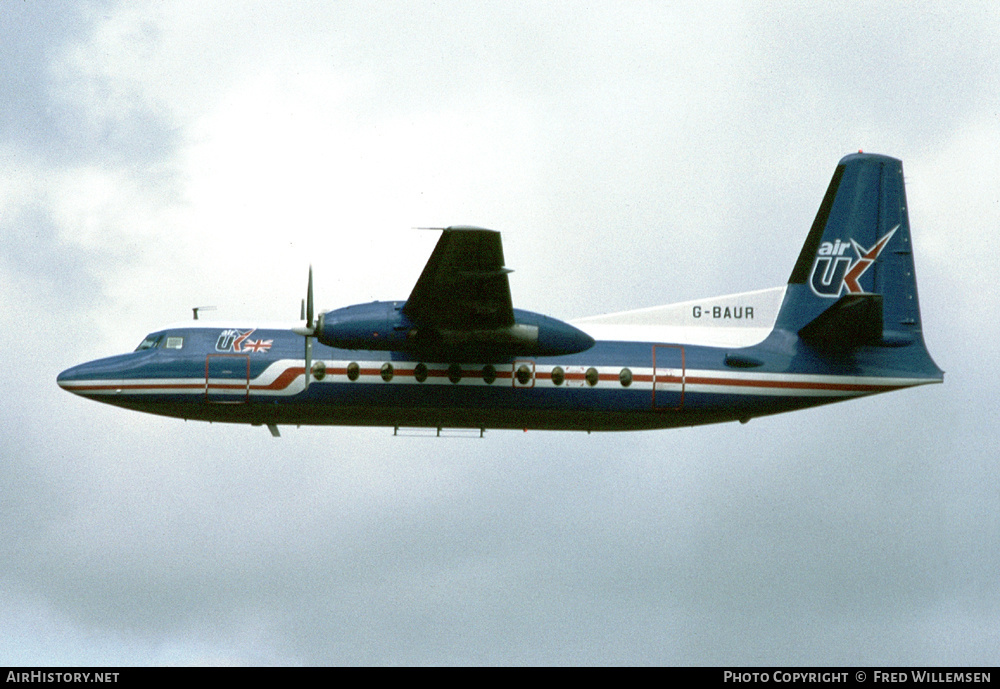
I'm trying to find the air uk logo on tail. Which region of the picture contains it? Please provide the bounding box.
[809,225,899,298]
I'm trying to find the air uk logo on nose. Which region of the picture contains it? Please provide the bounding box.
[809,225,899,298]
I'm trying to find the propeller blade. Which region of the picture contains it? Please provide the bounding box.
[306,265,314,329]
[304,332,313,391]
[296,266,316,391]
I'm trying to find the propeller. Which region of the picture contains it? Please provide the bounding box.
[291,266,315,390]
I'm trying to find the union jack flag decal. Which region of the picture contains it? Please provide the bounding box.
[241,338,273,353]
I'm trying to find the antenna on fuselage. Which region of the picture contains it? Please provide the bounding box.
[192,306,216,320]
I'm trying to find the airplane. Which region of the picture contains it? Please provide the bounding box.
[57,153,943,436]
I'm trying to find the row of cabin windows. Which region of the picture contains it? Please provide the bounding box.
[309,362,634,388]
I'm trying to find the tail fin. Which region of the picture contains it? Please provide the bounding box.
[774,153,940,372]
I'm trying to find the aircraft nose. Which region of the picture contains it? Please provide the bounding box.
[57,361,95,394]
[56,353,137,395]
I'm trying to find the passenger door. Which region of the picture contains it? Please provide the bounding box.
[205,354,250,403]
[652,345,685,410]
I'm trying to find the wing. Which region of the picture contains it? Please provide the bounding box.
[402,227,515,330]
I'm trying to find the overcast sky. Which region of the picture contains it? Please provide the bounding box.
[2,1,998,666]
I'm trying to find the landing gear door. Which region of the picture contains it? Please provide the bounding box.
[653,345,685,410]
[205,354,250,403]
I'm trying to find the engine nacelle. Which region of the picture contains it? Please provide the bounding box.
[316,301,411,351]
[315,301,594,358]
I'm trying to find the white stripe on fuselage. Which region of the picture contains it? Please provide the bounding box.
[571,286,785,348]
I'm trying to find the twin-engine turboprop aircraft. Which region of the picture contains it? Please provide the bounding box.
[58,153,943,435]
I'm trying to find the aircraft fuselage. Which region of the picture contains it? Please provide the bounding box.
[56,320,937,433]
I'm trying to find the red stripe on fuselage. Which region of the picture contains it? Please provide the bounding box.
[65,363,908,396]
[685,375,905,393]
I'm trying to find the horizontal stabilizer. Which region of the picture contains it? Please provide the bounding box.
[798,294,883,351]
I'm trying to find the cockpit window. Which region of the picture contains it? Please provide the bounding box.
[135,335,163,351]
[164,336,184,350]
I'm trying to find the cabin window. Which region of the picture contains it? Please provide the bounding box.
[381,363,394,382]
[619,368,632,387]
[550,366,565,386]
[135,335,162,351]
[482,365,497,385]
[347,362,360,381]
[516,365,532,386]
[164,336,184,350]
[585,367,599,386]
[311,361,326,381]
[448,363,462,384]
[414,362,428,383]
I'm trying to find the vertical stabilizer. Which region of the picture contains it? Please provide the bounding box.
[773,154,940,374]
